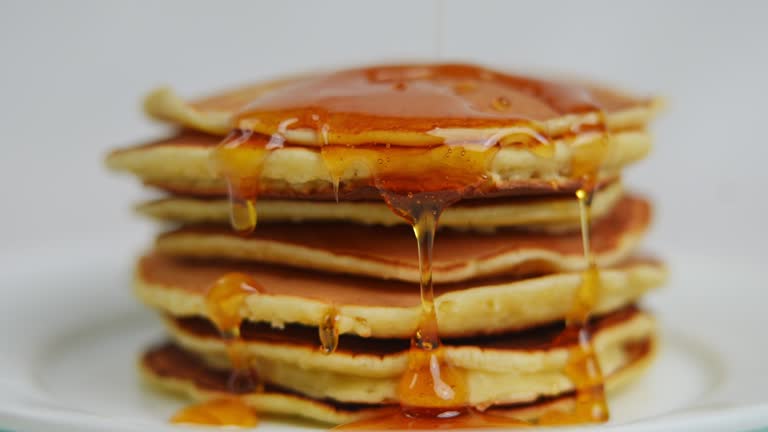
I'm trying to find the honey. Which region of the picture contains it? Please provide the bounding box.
[171,398,258,427]
[385,192,464,412]
[319,307,341,354]
[235,63,614,143]
[337,193,527,429]
[210,130,272,234]
[205,272,262,334]
[203,63,619,428]
[171,272,263,424]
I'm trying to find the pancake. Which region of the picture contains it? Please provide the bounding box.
[140,308,656,424]
[136,253,665,338]
[154,195,649,283]
[141,350,653,425]
[114,62,664,427]
[137,179,624,230]
[143,64,660,144]
[166,305,650,379]
[106,129,649,199]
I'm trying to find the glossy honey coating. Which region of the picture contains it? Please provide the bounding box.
[226,63,649,147]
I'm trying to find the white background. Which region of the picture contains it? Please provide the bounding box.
[2,2,768,431]
[1,0,766,258]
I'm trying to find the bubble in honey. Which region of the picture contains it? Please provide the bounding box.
[452,81,476,94]
[491,96,510,111]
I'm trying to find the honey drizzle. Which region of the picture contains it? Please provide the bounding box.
[539,115,611,425]
[384,191,466,412]
[210,130,273,234]
[175,126,283,426]
[171,272,263,425]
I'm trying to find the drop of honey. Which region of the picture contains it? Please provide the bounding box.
[210,130,271,234]
[206,272,262,334]
[491,96,510,111]
[227,187,258,234]
[206,273,262,390]
[319,308,341,355]
[171,398,258,427]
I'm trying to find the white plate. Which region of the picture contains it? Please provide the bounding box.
[0,246,766,432]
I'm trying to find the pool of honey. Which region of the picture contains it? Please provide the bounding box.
[177,63,615,429]
[235,63,628,137]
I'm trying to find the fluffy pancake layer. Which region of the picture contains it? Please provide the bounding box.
[154,195,649,283]
[136,252,665,338]
[106,130,649,199]
[141,307,655,424]
[138,179,624,230]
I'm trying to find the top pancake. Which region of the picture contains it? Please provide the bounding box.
[145,63,659,146]
[108,63,659,200]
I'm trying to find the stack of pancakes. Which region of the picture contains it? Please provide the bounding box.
[107,63,665,426]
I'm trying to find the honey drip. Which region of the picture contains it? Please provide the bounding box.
[339,191,524,428]
[386,192,466,412]
[171,272,263,425]
[319,307,340,354]
[329,144,531,428]
[539,117,611,425]
[210,130,272,234]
